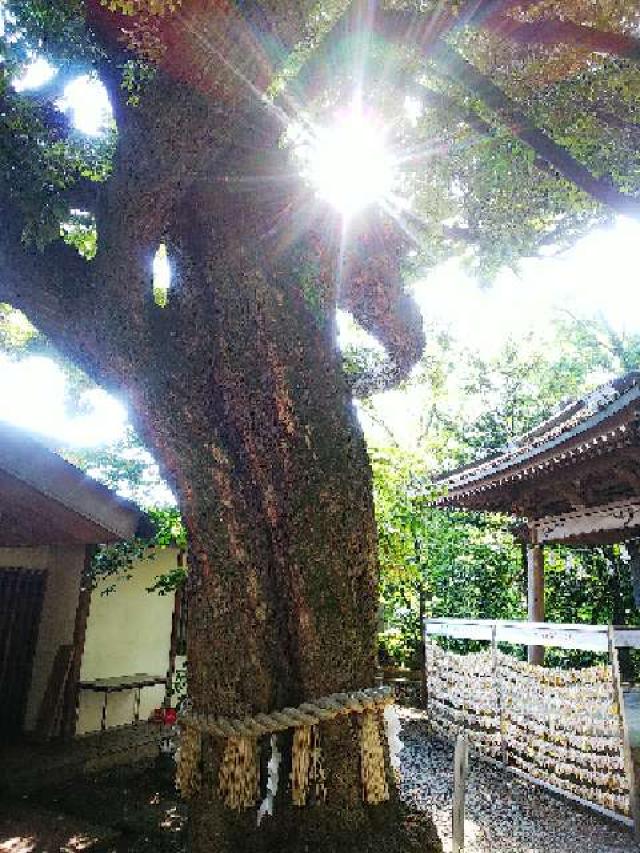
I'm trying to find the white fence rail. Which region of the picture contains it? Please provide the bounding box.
[425,618,640,652]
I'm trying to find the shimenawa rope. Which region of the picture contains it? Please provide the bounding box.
[176,685,394,810]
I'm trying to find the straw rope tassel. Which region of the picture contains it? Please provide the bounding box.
[292,726,312,806]
[218,736,260,810]
[178,686,394,810]
[360,709,389,804]
[309,725,327,804]
[292,724,327,806]
[176,724,202,798]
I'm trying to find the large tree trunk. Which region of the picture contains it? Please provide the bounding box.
[0,44,438,845]
[122,161,439,850]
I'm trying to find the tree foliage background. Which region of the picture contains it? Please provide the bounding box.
[372,313,640,671]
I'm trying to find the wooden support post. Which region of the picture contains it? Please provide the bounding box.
[61,546,94,739]
[453,732,469,853]
[134,686,142,723]
[165,549,186,708]
[609,626,640,841]
[527,543,545,666]
[101,691,108,731]
[35,644,74,740]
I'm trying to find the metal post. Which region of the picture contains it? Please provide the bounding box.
[419,583,428,709]
[101,691,108,732]
[424,617,431,717]
[609,626,640,841]
[527,543,545,666]
[453,732,469,853]
[491,624,507,765]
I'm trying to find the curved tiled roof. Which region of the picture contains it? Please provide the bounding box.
[437,371,640,502]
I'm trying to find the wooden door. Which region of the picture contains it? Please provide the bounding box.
[0,567,46,736]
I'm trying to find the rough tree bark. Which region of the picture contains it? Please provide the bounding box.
[1,39,438,851]
[102,83,431,852]
[124,93,436,851]
[150,182,434,852]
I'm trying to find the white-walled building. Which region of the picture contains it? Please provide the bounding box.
[0,422,183,741]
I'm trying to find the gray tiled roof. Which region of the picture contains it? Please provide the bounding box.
[438,371,640,495]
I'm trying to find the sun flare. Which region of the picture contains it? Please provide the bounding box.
[299,106,395,219]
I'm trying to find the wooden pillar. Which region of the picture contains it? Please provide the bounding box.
[165,549,186,707]
[61,546,94,738]
[527,543,545,666]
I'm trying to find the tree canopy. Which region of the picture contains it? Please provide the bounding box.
[2,0,640,391]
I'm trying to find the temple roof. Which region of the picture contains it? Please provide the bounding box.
[436,372,640,543]
[0,422,151,547]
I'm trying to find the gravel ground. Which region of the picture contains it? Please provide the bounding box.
[396,709,638,853]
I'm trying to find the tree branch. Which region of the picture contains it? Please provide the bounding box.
[469,0,546,26]
[0,190,101,373]
[592,107,640,135]
[406,77,558,177]
[63,178,104,212]
[422,40,640,217]
[338,219,425,397]
[484,15,640,60]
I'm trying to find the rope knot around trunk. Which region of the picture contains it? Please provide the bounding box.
[176,685,394,811]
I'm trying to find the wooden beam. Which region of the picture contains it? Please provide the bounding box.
[615,464,640,493]
[533,498,640,544]
[425,620,494,641]
[512,449,640,518]
[527,544,545,666]
[558,481,586,511]
[165,549,186,708]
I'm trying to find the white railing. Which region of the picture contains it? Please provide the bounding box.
[425,618,640,652]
